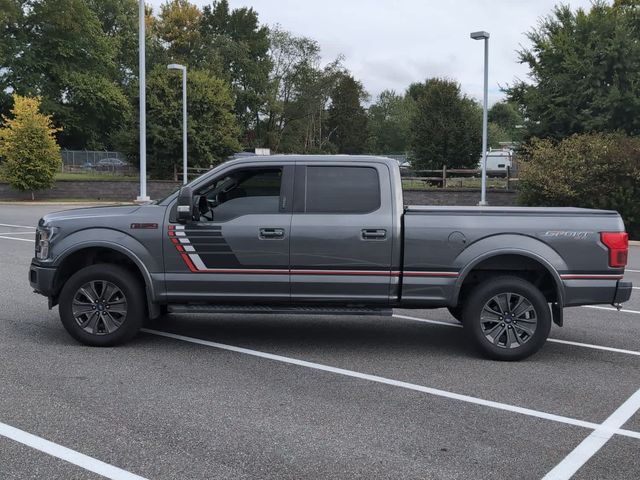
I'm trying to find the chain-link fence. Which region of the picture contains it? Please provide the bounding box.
[60,150,135,175]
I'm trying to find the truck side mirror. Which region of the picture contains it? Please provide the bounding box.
[176,186,193,224]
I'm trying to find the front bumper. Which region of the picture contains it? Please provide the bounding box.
[29,261,57,297]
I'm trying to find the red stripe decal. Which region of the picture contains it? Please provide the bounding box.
[168,224,175,230]
[171,238,179,244]
[180,253,198,272]
[190,268,289,275]
[291,269,394,276]
[403,271,459,277]
[168,231,175,237]
[176,245,185,252]
[560,274,624,280]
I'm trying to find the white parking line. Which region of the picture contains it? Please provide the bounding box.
[0,223,36,229]
[0,235,34,243]
[0,231,35,235]
[625,269,640,273]
[392,314,640,357]
[542,388,640,480]
[0,421,148,480]
[582,305,640,315]
[140,328,640,441]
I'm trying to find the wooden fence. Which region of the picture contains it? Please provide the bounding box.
[402,165,517,190]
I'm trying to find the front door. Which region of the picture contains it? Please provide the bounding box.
[164,165,293,303]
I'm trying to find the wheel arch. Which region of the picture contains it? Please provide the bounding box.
[453,242,566,308]
[51,242,157,313]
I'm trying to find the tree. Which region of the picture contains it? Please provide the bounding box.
[0,0,22,115]
[408,78,482,169]
[326,74,369,154]
[507,1,640,139]
[0,95,61,200]
[6,0,130,149]
[200,0,271,146]
[264,27,343,153]
[368,90,411,154]
[154,0,202,64]
[488,101,524,143]
[142,67,241,179]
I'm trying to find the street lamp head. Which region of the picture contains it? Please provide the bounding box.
[167,63,186,71]
[470,31,490,40]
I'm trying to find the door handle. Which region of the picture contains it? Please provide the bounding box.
[362,229,387,240]
[259,227,285,239]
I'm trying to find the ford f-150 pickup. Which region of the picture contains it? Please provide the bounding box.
[29,155,633,360]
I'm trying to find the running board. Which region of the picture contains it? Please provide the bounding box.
[167,304,392,316]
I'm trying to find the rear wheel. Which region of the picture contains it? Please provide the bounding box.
[462,276,551,361]
[59,264,145,346]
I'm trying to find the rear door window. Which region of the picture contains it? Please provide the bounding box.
[303,166,380,214]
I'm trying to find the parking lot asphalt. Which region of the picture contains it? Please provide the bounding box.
[0,204,638,479]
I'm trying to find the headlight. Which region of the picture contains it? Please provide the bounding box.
[35,226,57,260]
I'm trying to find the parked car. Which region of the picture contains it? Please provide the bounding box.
[29,155,632,360]
[95,158,128,172]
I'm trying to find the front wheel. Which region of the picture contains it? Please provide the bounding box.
[462,276,551,361]
[58,264,145,346]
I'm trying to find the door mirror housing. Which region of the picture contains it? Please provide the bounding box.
[176,186,193,224]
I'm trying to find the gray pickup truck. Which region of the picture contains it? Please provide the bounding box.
[29,155,632,360]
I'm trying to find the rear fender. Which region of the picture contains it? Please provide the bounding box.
[452,234,567,307]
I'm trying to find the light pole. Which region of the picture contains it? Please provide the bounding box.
[168,64,188,185]
[137,0,150,202]
[471,30,490,206]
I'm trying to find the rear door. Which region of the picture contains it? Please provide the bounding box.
[289,162,394,303]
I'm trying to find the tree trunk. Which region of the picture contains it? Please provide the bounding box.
[31,191,35,201]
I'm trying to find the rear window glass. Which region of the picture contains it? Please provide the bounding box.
[305,166,380,214]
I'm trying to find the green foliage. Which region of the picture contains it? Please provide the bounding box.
[507,1,640,139]
[0,95,62,199]
[200,0,271,145]
[5,0,131,149]
[408,78,482,169]
[263,26,343,153]
[367,90,411,154]
[327,74,369,154]
[518,133,640,238]
[143,67,241,178]
[488,101,524,144]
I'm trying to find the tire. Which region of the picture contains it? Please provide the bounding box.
[58,264,145,347]
[461,276,551,361]
[447,306,463,323]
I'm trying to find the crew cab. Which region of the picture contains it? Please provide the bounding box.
[29,155,632,360]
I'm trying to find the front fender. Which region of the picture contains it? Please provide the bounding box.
[452,234,567,307]
[51,228,159,301]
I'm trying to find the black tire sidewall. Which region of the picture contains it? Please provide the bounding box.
[462,276,551,361]
[447,306,463,323]
[59,264,145,347]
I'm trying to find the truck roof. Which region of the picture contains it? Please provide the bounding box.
[228,154,399,166]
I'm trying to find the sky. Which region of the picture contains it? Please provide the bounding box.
[148,0,595,105]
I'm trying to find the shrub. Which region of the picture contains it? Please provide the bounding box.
[0,95,62,200]
[518,133,640,238]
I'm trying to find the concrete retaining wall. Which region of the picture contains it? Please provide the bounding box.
[0,180,181,201]
[0,180,517,206]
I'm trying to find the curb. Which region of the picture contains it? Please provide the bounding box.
[630,240,640,246]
